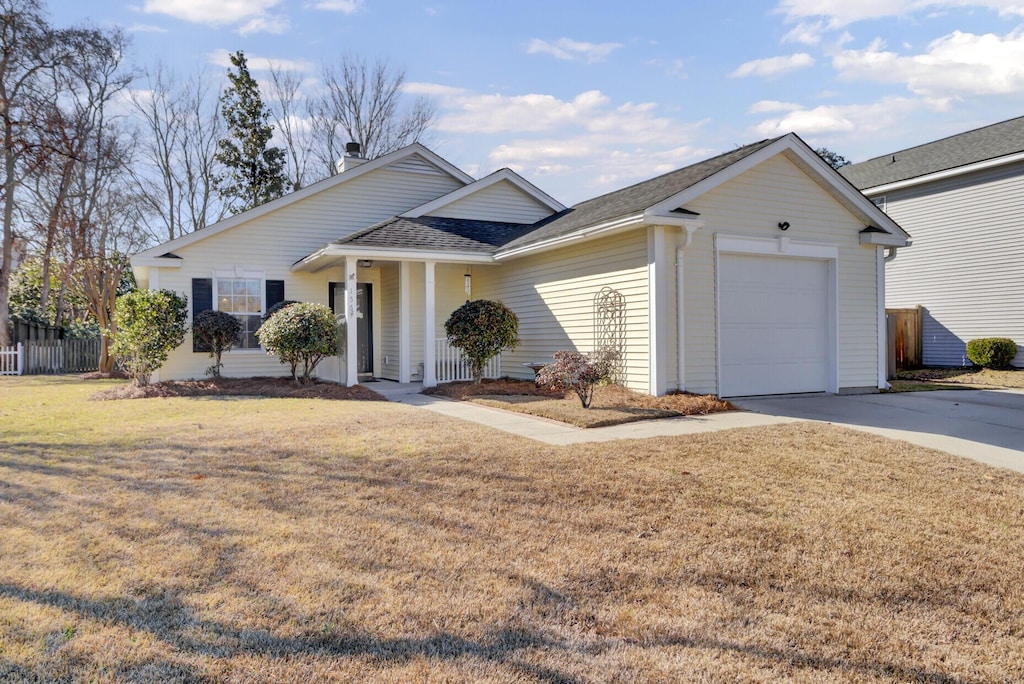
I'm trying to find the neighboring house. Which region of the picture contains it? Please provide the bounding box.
[131,133,907,397]
[841,116,1024,367]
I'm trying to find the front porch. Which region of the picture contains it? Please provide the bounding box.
[293,251,503,388]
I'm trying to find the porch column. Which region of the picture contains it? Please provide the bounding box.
[344,256,358,387]
[648,225,670,396]
[423,260,436,388]
[399,261,411,383]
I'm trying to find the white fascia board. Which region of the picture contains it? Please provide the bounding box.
[642,209,705,232]
[133,143,475,260]
[859,231,908,247]
[493,213,645,261]
[130,255,183,269]
[291,244,494,272]
[402,168,566,218]
[860,150,1024,196]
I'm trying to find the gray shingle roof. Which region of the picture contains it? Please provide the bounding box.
[499,138,780,252]
[840,115,1024,190]
[335,216,537,253]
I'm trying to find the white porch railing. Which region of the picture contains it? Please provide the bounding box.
[435,338,501,383]
[1,342,23,376]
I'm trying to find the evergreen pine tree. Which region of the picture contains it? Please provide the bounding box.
[214,51,287,213]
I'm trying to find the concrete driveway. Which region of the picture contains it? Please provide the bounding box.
[737,389,1024,473]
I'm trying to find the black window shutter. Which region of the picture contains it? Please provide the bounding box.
[192,278,213,352]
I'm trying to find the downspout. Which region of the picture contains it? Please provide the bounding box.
[676,228,695,392]
[884,246,898,263]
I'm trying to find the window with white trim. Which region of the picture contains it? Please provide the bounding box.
[872,195,887,212]
[215,276,263,349]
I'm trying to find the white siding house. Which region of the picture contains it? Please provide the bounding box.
[842,116,1024,367]
[133,134,907,396]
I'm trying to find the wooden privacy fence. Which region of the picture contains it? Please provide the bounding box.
[0,338,100,375]
[886,306,923,379]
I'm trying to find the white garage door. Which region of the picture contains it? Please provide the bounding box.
[718,253,829,397]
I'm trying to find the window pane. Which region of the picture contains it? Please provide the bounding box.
[247,296,261,312]
[246,280,259,296]
[233,280,245,295]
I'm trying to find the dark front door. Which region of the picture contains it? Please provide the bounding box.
[356,283,373,375]
[330,281,374,376]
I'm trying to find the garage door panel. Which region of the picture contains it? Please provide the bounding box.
[719,254,830,397]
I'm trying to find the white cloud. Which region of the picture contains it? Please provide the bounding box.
[782,21,826,45]
[417,83,714,200]
[238,14,289,35]
[309,0,364,12]
[142,0,281,25]
[731,53,814,78]
[526,37,623,63]
[126,23,168,33]
[751,97,922,137]
[833,28,1024,97]
[776,0,1024,27]
[749,100,805,113]
[208,49,313,73]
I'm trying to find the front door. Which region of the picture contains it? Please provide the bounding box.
[330,282,374,376]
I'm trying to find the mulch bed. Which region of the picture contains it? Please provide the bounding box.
[423,378,563,399]
[91,376,387,402]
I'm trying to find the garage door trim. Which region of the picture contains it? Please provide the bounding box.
[715,234,839,396]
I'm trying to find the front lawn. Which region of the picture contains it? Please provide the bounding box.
[1,375,1023,682]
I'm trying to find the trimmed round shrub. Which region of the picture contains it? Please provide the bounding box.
[255,302,337,383]
[112,289,188,386]
[262,299,299,323]
[193,309,242,377]
[444,299,519,384]
[966,338,1018,369]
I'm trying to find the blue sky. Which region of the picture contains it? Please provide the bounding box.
[49,0,1024,204]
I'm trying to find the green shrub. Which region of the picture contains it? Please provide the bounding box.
[112,289,188,386]
[444,299,519,384]
[255,302,337,383]
[966,338,1018,369]
[193,309,243,377]
[262,299,299,323]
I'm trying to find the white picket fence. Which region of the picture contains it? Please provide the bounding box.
[1,342,23,376]
[435,338,501,383]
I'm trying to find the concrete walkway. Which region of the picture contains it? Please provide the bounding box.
[392,392,799,445]
[738,390,1024,474]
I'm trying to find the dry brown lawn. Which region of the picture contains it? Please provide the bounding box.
[428,380,734,428]
[2,375,1023,682]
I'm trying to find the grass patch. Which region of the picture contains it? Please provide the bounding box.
[884,380,972,393]
[896,367,1024,389]
[90,376,387,402]
[428,379,734,427]
[1,375,1023,681]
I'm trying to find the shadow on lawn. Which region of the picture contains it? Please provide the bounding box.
[0,579,974,684]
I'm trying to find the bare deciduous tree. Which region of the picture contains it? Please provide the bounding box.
[309,55,435,176]
[266,62,314,191]
[130,65,225,242]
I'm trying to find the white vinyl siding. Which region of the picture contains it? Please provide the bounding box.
[683,152,880,394]
[477,231,651,393]
[430,180,555,224]
[875,161,1024,367]
[153,164,463,380]
[379,263,400,381]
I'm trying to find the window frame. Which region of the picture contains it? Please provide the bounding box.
[213,270,265,352]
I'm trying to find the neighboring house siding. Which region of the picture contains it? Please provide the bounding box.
[430,181,554,224]
[684,153,881,394]
[477,231,651,393]
[874,161,1024,367]
[153,166,463,380]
